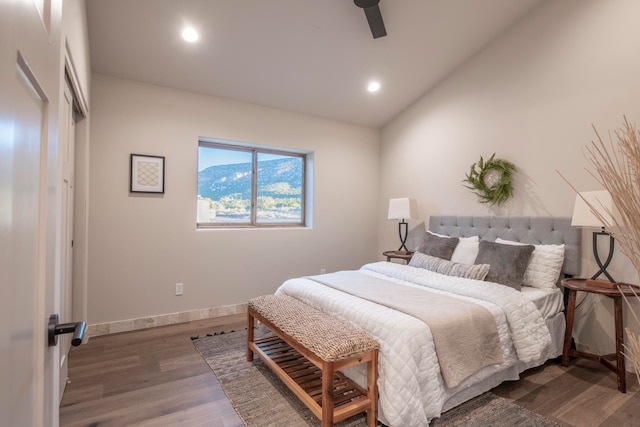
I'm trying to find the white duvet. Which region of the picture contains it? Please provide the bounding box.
[275,262,555,427]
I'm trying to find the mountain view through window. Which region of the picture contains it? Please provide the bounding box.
[197,144,305,226]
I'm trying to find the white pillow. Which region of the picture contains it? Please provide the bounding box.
[428,231,479,265]
[495,238,565,289]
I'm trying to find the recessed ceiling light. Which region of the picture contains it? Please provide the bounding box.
[367,81,381,93]
[181,27,199,43]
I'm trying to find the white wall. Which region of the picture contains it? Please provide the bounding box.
[88,74,379,324]
[380,0,640,360]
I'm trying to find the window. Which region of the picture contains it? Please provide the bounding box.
[197,140,307,227]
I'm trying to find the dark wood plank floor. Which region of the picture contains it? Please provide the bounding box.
[60,315,247,427]
[492,357,640,426]
[60,314,640,426]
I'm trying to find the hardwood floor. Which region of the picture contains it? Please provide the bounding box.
[60,314,640,426]
[492,357,640,426]
[60,315,247,427]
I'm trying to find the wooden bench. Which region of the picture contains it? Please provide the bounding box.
[247,294,379,427]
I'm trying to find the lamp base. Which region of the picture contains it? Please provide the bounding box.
[397,220,409,252]
[591,230,615,283]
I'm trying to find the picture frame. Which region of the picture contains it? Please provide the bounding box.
[130,154,165,193]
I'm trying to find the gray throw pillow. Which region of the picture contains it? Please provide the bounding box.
[474,240,534,290]
[409,252,490,280]
[417,233,459,260]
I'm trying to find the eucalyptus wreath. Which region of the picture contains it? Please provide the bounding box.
[463,153,516,205]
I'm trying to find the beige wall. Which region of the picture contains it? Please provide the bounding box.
[62,0,91,105]
[87,0,640,365]
[88,74,380,324]
[379,0,640,361]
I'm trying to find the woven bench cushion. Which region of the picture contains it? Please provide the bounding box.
[249,294,379,362]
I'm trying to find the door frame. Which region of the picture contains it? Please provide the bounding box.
[64,45,89,342]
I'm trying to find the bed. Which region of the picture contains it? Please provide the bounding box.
[274,216,581,426]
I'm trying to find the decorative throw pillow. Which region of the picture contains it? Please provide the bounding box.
[409,252,490,281]
[428,232,480,265]
[474,240,534,291]
[495,238,565,289]
[417,233,459,260]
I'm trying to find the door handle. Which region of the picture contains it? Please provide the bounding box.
[48,314,86,347]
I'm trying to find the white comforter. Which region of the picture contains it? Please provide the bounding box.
[275,262,554,427]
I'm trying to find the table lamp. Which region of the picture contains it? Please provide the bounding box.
[387,198,418,252]
[571,190,618,282]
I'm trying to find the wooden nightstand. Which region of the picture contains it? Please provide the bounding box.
[383,250,414,264]
[561,277,639,393]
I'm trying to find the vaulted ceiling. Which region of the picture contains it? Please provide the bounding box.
[86,0,545,128]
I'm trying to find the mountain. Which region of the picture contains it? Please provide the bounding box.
[197,157,302,202]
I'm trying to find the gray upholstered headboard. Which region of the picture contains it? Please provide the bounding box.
[428,216,582,277]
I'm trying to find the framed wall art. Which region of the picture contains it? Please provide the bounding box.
[130,154,165,193]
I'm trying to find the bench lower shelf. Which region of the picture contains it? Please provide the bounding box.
[255,334,370,406]
[247,303,378,427]
[248,332,377,426]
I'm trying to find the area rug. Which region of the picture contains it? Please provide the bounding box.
[193,329,560,427]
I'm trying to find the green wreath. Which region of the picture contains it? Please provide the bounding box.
[463,153,516,206]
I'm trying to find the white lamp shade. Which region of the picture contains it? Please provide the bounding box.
[388,198,418,220]
[571,190,617,228]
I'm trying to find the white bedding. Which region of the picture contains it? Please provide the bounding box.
[275,261,561,427]
[521,286,564,319]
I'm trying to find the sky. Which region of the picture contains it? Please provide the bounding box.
[198,146,251,171]
[198,146,288,171]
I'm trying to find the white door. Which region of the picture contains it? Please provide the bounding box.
[0,1,63,426]
[58,80,76,399]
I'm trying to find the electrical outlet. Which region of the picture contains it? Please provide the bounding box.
[320,268,326,274]
[175,283,184,296]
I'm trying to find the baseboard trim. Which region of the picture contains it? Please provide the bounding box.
[86,302,248,338]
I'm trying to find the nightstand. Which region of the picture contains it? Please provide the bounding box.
[561,277,639,393]
[383,250,414,264]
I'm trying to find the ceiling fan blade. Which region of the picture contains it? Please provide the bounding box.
[354,0,387,39]
[363,5,386,38]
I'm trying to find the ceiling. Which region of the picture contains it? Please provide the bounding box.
[86,0,545,128]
